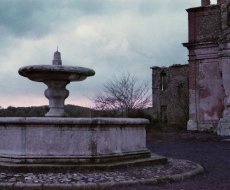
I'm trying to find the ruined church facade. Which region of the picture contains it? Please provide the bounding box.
[184,0,230,135]
[152,0,230,135]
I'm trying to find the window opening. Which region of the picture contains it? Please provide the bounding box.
[210,0,217,4]
[160,72,167,91]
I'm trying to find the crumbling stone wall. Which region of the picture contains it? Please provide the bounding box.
[183,0,230,135]
[150,0,230,135]
[152,65,189,127]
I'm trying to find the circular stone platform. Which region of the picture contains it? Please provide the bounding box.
[0,158,203,190]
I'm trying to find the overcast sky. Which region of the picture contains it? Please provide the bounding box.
[0,0,207,108]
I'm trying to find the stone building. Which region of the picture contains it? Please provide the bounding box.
[151,64,189,127]
[151,0,230,135]
[183,0,230,135]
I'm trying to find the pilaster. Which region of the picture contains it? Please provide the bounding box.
[218,42,230,135]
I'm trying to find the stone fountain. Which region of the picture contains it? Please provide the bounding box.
[0,51,166,172]
[19,50,95,117]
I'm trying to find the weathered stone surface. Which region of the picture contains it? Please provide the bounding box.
[44,81,69,117]
[218,0,225,5]
[151,65,189,127]
[201,0,210,6]
[151,1,230,135]
[183,1,230,136]
[217,118,230,136]
[187,119,198,131]
[0,117,150,165]
[18,65,95,82]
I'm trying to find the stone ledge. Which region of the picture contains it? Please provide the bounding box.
[0,154,167,173]
[0,149,152,165]
[0,117,149,126]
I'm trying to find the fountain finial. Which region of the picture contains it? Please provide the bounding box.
[52,49,62,65]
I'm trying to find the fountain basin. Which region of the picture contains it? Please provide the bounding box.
[18,65,95,82]
[0,117,152,166]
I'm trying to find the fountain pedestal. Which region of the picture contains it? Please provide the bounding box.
[44,81,70,117]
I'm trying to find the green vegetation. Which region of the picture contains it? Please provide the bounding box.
[0,105,94,117]
[0,105,153,120]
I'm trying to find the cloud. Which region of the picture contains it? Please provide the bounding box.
[0,0,201,38]
[0,0,201,107]
[0,0,47,37]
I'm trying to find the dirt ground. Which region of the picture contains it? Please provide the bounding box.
[104,129,230,190]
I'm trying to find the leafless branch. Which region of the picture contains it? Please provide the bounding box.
[93,73,151,117]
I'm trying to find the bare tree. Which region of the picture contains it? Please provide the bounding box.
[93,73,151,117]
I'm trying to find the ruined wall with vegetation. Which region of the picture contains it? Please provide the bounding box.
[152,64,189,128]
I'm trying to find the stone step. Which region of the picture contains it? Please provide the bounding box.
[0,153,168,173]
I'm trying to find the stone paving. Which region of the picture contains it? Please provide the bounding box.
[0,158,202,189]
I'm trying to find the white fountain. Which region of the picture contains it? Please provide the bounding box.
[0,51,166,172]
